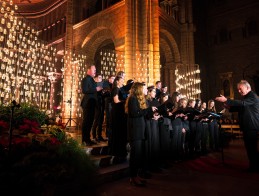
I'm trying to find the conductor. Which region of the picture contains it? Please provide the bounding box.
[215,80,259,172]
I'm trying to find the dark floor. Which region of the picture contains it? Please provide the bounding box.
[92,138,259,196]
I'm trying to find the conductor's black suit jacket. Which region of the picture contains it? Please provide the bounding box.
[227,91,259,132]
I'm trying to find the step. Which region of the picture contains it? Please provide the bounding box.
[77,138,130,185]
[66,130,129,185]
[95,160,129,185]
[90,154,130,168]
[81,142,109,155]
[91,154,113,167]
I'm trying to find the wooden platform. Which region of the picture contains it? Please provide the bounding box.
[221,124,241,137]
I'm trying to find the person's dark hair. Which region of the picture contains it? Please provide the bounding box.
[188,99,195,105]
[116,71,125,77]
[147,85,155,92]
[112,76,123,88]
[95,73,102,78]
[127,79,134,85]
[194,98,201,109]
[160,92,169,98]
[171,91,180,99]
[172,91,180,96]
[195,98,201,103]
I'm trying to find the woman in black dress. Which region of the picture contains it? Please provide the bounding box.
[200,101,209,154]
[169,92,184,161]
[110,76,128,163]
[207,99,220,151]
[145,86,161,171]
[178,97,190,159]
[125,82,156,186]
[194,98,202,154]
[155,92,173,162]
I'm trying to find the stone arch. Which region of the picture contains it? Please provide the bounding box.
[94,40,115,73]
[160,29,181,63]
[81,27,108,48]
[79,15,125,48]
[159,29,181,93]
[81,28,118,64]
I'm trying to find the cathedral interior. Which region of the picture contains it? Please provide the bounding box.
[0,0,258,122]
[1,2,259,196]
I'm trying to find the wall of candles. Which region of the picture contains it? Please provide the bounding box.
[99,49,118,79]
[99,48,160,86]
[0,0,58,110]
[135,52,149,84]
[0,0,88,123]
[135,51,160,86]
[175,64,201,99]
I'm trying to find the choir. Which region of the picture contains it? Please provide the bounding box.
[81,69,223,185]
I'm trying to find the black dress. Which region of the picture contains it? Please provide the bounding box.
[207,109,219,151]
[171,115,184,161]
[146,98,161,170]
[110,86,128,159]
[127,96,152,177]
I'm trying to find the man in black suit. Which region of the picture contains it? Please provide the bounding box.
[80,65,103,146]
[91,73,106,142]
[215,80,259,172]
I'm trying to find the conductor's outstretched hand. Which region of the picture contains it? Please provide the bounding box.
[215,94,227,103]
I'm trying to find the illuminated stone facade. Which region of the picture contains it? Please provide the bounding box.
[6,0,198,121]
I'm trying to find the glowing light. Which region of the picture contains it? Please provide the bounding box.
[0,1,57,113]
[175,64,201,99]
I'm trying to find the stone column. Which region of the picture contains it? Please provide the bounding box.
[124,0,134,80]
[151,0,160,85]
[124,0,160,84]
[62,0,74,120]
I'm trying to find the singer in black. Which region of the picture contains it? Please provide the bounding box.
[103,75,115,142]
[215,80,259,172]
[145,86,161,171]
[125,82,156,186]
[110,76,128,162]
[80,65,103,146]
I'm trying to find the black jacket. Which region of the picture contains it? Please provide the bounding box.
[227,91,259,131]
[80,75,97,108]
[127,96,152,141]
